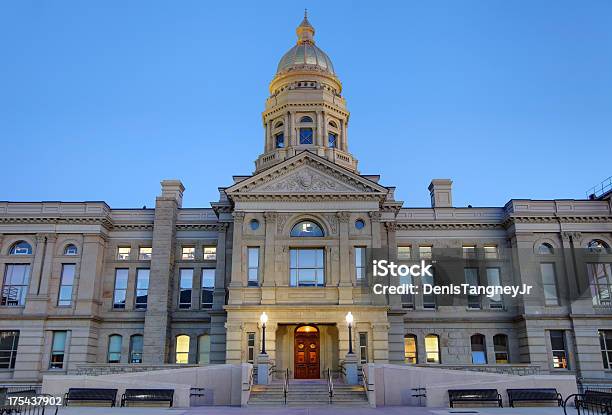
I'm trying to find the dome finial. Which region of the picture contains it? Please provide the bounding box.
[296,9,315,45]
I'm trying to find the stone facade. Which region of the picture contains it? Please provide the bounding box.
[1,14,612,387]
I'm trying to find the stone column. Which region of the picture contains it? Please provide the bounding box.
[337,212,352,304]
[316,110,323,146]
[369,212,381,249]
[343,119,349,151]
[284,113,289,146]
[27,234,47,297]
[261,212,276,304]
[385,222,402,310]
[213,223,228,310]
[143,180,183,364]
[26,234,57,314]
[228,212,245,305]
[289,111,296,147]
[76,234,107,316]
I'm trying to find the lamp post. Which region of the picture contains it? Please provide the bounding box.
[260,312,268,354]
[346,312,354,354]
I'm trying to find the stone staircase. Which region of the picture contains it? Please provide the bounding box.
[248,380,369,407]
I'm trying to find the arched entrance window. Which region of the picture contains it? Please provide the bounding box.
[294,325,320,379]
[290,220,324,237]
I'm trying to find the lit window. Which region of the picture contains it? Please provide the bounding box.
[425,334,440,363]
[117,247,131,260]
[463,245,476,259]
[290,221,324,237]
[201,269,214,308]
[550,330,568,369]
[398,246,411,260]
[247,248,259,287]
[139,247,152,260]
[0,331,19,369]
[299,128,313,144]
[9,241,32,255]
[2,264,31,306]
[484,245,498,259]
[203,246,217,261]
[176,335,190,364]
[299,116,313,123]
[538,243,554,255]
[49,331,67,369]
[486,268,503,309]
[494,334,509,364]
[182,247,195,260]
[247,332,256,363]
[419,246,432,260]
[359,332,368,364]
[588,263,612,306]
[589,240,611,254]
[541,263,559,306]
[113,269,129,309]
[198,334,210,364]
[129,335,143,364]
[179,269,193,309]
[328,133,337,148]
[64,244,78,256]
[107,334,122,363]
[355,247,366,281]
[290,248,324,287]
[57,264,75,306]
[600,330,612,369]
[465,268,480,309]
[135,269,149,310]
[471,334,487,364]
[275,133,285,148]
[404,335,417,364]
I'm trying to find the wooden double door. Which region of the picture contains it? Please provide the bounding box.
[294,325,320,379]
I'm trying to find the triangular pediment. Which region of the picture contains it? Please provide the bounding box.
[225,152,388,200]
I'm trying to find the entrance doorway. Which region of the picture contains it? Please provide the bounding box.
[294,325,320,379]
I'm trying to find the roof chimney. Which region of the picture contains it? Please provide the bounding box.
[428,179,453,208]
[159,180,185,208]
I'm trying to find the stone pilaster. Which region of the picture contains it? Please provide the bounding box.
[228,212,245,305]
[75,234,106,316]
[143,180,183,364]
[25,234,57,314]
[337,211,352,304]
[385,222,402,310]
[213,223,228,310]
[262,212,277,304]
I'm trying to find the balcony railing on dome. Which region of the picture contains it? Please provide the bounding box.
[587,176,612,199]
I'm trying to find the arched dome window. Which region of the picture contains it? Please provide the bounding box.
[328,121,338,128]
[291,220,324,237]
[588,239,611,254]
[299,116,313,123]
[538,243,554,255]
[64,244,78,255]
[274,121,284,129]
[9,241,32,255]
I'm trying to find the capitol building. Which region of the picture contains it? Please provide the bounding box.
[1,14,612,390]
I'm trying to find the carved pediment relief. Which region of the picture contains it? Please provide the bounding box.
[258,165,356,193]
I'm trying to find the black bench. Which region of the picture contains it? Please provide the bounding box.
[507,388,562,407]
[448,389,503,408]
[64,388,117,407]
[120,389,174,407]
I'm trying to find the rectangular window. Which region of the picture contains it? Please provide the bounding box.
[247,247,260,287]
[400,273,414,309]
[465,268,481,309]
[355,247,366,282]
[600,330,612,369]
[107,335,122,363]
[359,332,368,364]
[493,334,509,364]
[138,247,152,260]
[50,331,67,369]
[422,267,436,309]
[425,335,440,364]
[328,133,337,148]
[0,331,20,369]
[486,268,503,309]
[203,246,217,261]
[129,335,143,364]
[201,269,214,308]
[419,246,432,260]
[275,133,285,148]
[550,330,568,369]
[135,269,149,310]
[117,247,131,260]
[541,263,559,306]
[247,332,256,363]
[182,247,195,260]
[588,263,612,306]
[404,335,417,364]
[2,264,31,306]
[299,127,313,144]
[198,335,210,364]
[179,269,193,309]
[290,248,325,287]
[484,245,498,259]
[113,269,129,309]
[463,245,477,259]
[397,246,412,260]
[57,264,75,306]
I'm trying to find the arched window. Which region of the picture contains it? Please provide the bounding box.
[9,241,32,255]
[328,121,338,129]
[471,334,487,364]
[290,221,324,237]
[274,121,284,129]
[299,116,313,123]
[588,240,611,254]
[64,244,78,256]
[538,243,554,255]
[404,334,417,364]
[129,335,143,363]
[493,334,509,364]
[176,335,190,364]
[198,334,211,364]
[425,334,440,364]
[107,334,122,363]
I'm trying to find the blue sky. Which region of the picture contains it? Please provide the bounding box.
[1,1,611,208]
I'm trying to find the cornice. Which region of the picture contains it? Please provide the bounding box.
[263,102,349,120]
[0,216,113,229]
[175,223,225,231]
[396,222,503,231]
[503,215,612,227]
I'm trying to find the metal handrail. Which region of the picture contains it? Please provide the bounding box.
[283,368,289,405]
[361,366,374,392]
[241,366,254,391]
[327,368,334,404]
[268,364,276,376]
